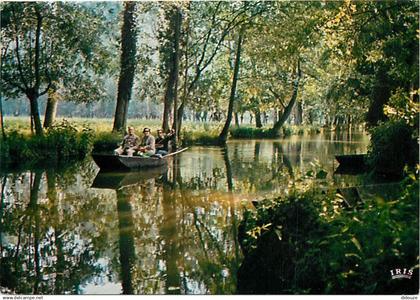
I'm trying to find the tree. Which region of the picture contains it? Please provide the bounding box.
[113,2,138,133]
[1,2,111,134]
[218,26,245,145]
[271,60,302,135]
[320,0,419,126]
[159,4,182,133]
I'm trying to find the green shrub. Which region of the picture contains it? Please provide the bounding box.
[181,129,219,146]
[93,132,122,153]
[230,127,275,139]
[238,175,419,294]
[367,120,417,178]
[0,120,94,167]
[282,125,293,137]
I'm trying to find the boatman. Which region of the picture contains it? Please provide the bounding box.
[136,127,156,157]
[155,129,170,156]
[114,126,140,156]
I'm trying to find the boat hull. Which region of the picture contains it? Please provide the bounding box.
[92,154,166,171]
[92,148,188,171]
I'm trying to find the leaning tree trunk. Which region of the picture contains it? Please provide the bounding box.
[218,27,244,145]
[271,60,302,137]
[113,2,138,133]
[43,89,58,128]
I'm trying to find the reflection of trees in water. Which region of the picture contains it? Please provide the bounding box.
[99,162,241,294]
[0,135,370,294]
[0,167,114,294]
[116,188,135,294]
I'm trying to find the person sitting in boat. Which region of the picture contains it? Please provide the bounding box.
[168,128,177,151]
[155,129,170,156]
[136,127,156,157]
[114,126,140,157]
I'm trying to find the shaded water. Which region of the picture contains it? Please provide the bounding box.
[1,131,384,295]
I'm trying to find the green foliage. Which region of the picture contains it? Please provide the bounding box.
[367,120,418,177]
[384,88,420,128]
[229,127,275,139]
[92,132,121,153]
[0,120,94,167]
[230,125,323,139]
[238,174,419,294]
[181,129,219,146]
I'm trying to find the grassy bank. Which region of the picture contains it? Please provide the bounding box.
[229,125,322,139]
[1,116,349,165]
[0,120,94,168]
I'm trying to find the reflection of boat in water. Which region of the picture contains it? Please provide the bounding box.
[335,154,368,174]
[91,164,168,189]
[92,148,188,171]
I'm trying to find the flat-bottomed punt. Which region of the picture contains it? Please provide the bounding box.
[92,147,188,171]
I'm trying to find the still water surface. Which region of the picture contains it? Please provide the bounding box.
[1,132,377,294]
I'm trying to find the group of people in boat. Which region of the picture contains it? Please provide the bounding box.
[114,127,175,157]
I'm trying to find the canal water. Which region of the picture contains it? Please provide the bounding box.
[1,131,385,295]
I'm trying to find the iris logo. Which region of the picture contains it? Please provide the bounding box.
[390,268,413,279]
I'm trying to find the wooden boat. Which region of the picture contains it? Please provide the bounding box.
[92,147,188,171]
[335,154,368,173]
[91,165,168,189]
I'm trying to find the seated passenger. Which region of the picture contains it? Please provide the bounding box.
[155,129,169,156]
[136,127,155,157]
[167,128,177,151]
[114,126,140,157]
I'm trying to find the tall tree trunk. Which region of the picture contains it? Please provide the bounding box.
[234,112,240,127]
[218,27,244,145]
[172,7,182,138]
[113,2,138,133]
[43,89,58,128]
[271,60,302,136]
[366,65,390,127]
[162,7,181,132]
[31,10,44,136]
[255,108,262,128]
[295,100,303,125]
[28,92,43,136]
[175,4,190,140]
[0,96,5,140]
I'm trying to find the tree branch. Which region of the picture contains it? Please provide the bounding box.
[14,35,30,91]
[268,86,286,109]
[2,74,27,93]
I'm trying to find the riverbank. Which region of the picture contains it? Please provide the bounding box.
[237,173,419,294]
[1,116,364,161]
